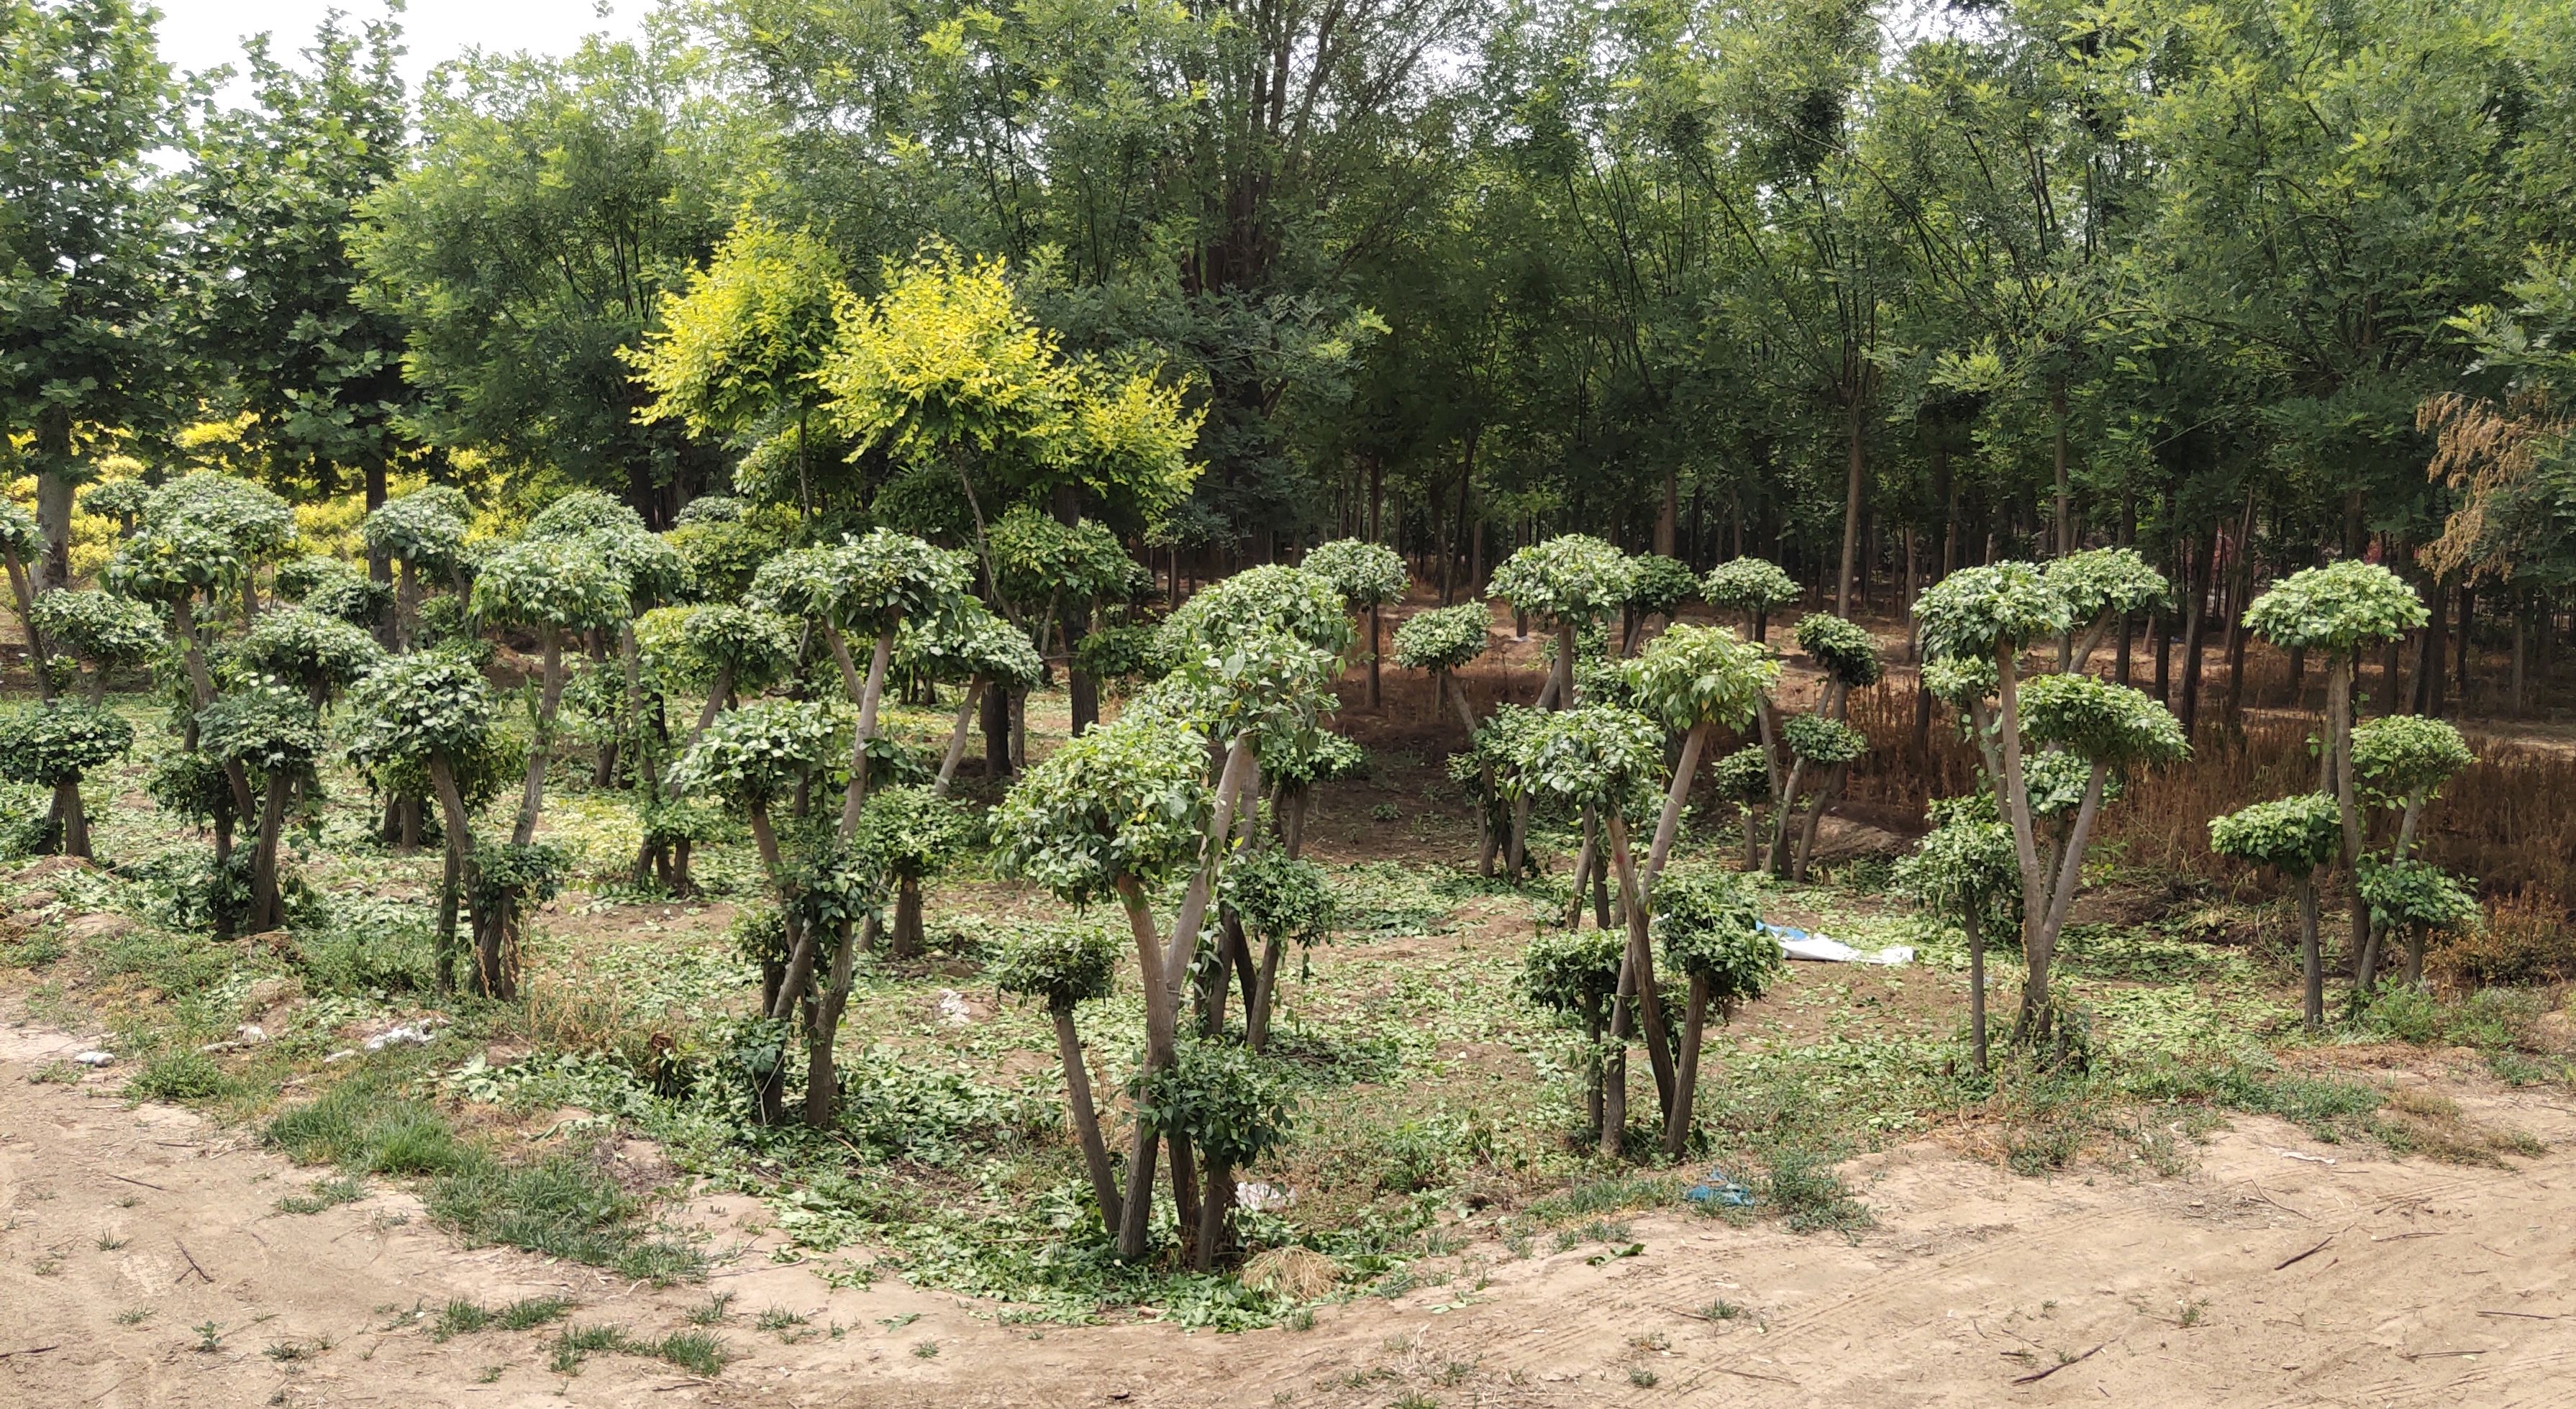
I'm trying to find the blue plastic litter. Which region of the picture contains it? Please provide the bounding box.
[1684,1167,1756,1207]
[1760,922,1809,943]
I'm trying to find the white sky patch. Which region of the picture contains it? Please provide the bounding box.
[157,0,647,104]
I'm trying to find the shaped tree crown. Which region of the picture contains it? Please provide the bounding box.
[29,589,160,666]
[1892,816,2020,926]
[1504,704,1662,811]
[2350,715,2475,804]
[1701,557,1799,614]
[1157,563,1353,657]
[2355,857,2479,934]
[991,924,1120,1011]
[236,606,386,696]
[2208,793,2342,877]
[1488,534,1635,624]
[2044,547,2170,621]
[1219,849,1336,947]
[852,783,977,879]
[1652,868,1781,1004]
[2016,672,2188,770]
[0,701,134,785]
[1783,712,1867,765]
[667,698,847,809]
[341,653,499,765]
[1521,926,1624,1014]
[1303,538,1408,610]
[1624,622,1776,731]
[1622,553,1699,619]
[361,487,471,570]
[1793,612,1881,689]
[1391,602,1491,673]
[470,535,632,632]
[1913,562,2070,660]
[989,506,1134,611]
[991,709,1211,903]
[2242,560,2427,655]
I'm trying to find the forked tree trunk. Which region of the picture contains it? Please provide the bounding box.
[1662,973,1711,1157]
[1601,811,1675,1155]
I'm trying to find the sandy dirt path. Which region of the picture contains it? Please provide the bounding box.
[5,1016,2572,1408]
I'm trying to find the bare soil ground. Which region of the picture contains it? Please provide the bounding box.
[7,1015,2571,1408]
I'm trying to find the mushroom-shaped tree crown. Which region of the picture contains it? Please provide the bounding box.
[1142,621,1342,744]
[1392,602,1491,674]
[1136,1039,1296,1171]
[79,476,155,525]
[341,654,500,766]
[666,698,847,811]
[29,590,160,666]
[1157,562,1353,657]
[990,506,1135,610]
[1257,724,1365,790]
[361,488,472,570]
[0,701,134,786]
[991,709,1211,903]
[470,537,632,633]
[653,603,800,693]
[2242,560,2427,655]
[1521,926,1624,1015]
[1701,557,1799,614]
[1913,562,2071,661]
[1219,849,1336,947]
[583,524,696,609]
[2016,672,2188,770]
[197,683,324,775]
[1783,713,1867,765]
[1710,745,1772,804]
[524,489,647,540]
[1622,553,1699,621]
[1504,704,1662,813]
[2350,715,2475,805]
[146,473,296,559]
[1624,623,1776,732]
[2208,793,2343,877]
[1652,867,1781,1005]
[2355,857,2479,935]
[991,923,1120,1011]
[1892,816,2020,927]
[2044,547,2170,621]
[1488,534,1635,625]
[237,607,386,698]
[746,529,969,637]
[1303,537,1408,611]
[852,783,978,880]
[1920,652,1999,706]
[1793,612,1882,690]
[897,598,1044,689]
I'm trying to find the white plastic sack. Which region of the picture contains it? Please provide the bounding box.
[1762,922,1913,967]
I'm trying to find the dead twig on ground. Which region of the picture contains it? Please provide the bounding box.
[2011,1342,2104,1385]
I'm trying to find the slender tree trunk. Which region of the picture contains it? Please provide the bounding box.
[1837,396,1865,618]
[1662,974,1710,1157]
[1603,811,1675,1128]
[2298,872,2322,1031]
[1052,1006,1119,1236]
[1965,907,1987,1073]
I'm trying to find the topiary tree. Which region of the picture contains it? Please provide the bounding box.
[2243,561,2428,985]
[990,504,1139,735]
[236,606,386,709]
[1391,601,1492,740]
[1254,727,1363,860]
[1453,702,1547,877]
[749,529,969,822]
[1137,1036,1296,1271]
[469,534,629,852]
[1702,557,1799,642]
[666,696,852,1123]
[2347,715,2475,986]
[342,653,517,991]
[1303,537,1408,707]
[852,783,977,957]
[896,598,1044,793]
[360,487,470,648]
[1891,803,2019,1071]
[1709,744,1774,871]
[0,700,132,857]
[1217,849,1335,1050]
[1767,612,1883,879]
[140,473,297,621]
[1651,867,1781,1154]
[195,682,322,933]
[1521,925,1625,1140]
[2356,858,2479,992]
[992,708,1211,1259]
[2042,547,2170,672]
[1506,703,1669,1154]
[1917,562,2188,1038]
[991,924,1124,1236]
[1624,623,1778,894]
[1618,552,1698,656]
[2209,793,2344,1029]
[1488,535,1634,709]
[80,476,153,538]
[29,588,158,703]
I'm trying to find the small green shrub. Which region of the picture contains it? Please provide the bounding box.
[427,1154,704,1285]
[129,1050,234,1103]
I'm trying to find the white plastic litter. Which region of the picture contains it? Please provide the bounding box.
[363,1023,437,1051]
[937,989,972,1025]
[1237,1180,1294,1213]
[1763,922,1913,967]
[237,1024,265,1041]
[73,1049,114,1067]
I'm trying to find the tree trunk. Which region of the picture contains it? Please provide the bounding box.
[2298,872,2322,1031]
[53,780,89,859]
[891,872,924,957]
[1052,1006,1120,1236]
[1837,396,1865,618]
[1965,906,1987,1073]
[33,406,74,590]
[250,773,288,932]
[1603,811,1675,1128]
[1662,973,1709,1157]
[981,670,1011,779]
